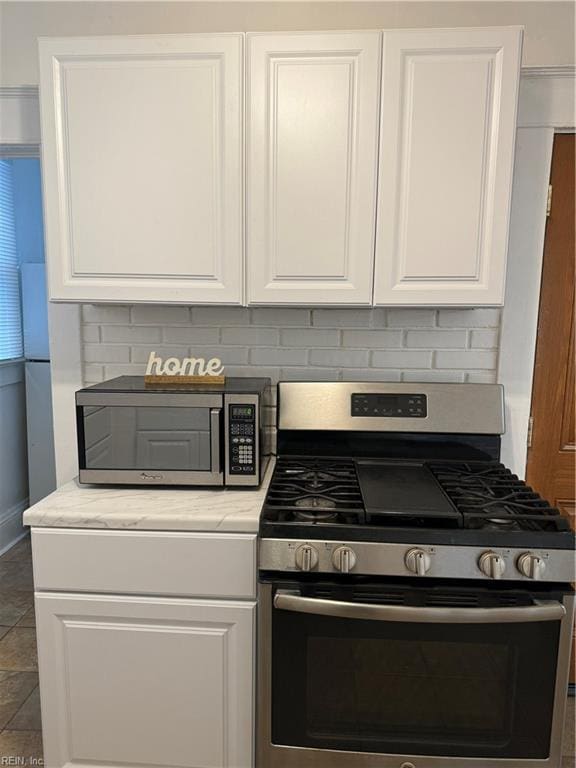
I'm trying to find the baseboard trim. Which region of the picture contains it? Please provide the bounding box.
[0,500,29,557]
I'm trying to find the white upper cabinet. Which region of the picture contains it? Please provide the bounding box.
[374,27,522,306]
[246,32,381,305]
[39,35,244,304]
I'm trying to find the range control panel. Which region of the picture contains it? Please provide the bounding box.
[228,404,256,474]
[351,393,427,418]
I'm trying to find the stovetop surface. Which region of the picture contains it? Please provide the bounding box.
[260,456,574,549]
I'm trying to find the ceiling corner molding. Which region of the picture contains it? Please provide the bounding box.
[0,86,41,145]
[0,85,40,98]
[518,66,575,129]
[0,143,40,159]
[521,66,576,80]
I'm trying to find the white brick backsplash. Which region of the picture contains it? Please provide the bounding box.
[82,325,100,343]
[222,327,279,346]
[84,344,130,363]
[192,307,250,325]
[386,309,436,327]
[310,349,370,367]
[250,348,308,366]
[163,327,220,345]
[312,309,373,327]
[81,306,502,416]
[131,346,189,363]
[102,325,162,343]
[466,371,498,383]
[131,305,191,325]
[82,305,131,324]
[281,367,340,381]
[224,365,281,382]
[437,309,500,328]
[84,364,104,383]
[195,347,249,365]
[469,329,500,348]
[371,350,432,368]
[251,308,311,326]
[342,330,402,348]
[281,329,340,347]
[103,363,146,377]
[341,369,402,382]
[402,370,465,383]
[435,350,498,369]
[405,330,467,349]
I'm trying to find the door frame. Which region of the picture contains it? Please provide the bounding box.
[498,66,575,477]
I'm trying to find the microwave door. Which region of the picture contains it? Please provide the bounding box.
[77,393,224,486]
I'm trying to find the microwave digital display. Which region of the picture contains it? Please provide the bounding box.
[231,405,254,420]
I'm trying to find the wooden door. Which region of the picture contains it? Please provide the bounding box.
[36,592,255,767]
[246,32,381,305]
[526,133,575,681]
[39,34,244,304]
[374,27,522,306]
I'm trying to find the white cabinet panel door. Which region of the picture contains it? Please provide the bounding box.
[36,593,255,767]
[247,32,381,305]
[39,35,243,304]
[375,27,522,306]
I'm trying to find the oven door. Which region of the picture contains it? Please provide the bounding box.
[77,392,223,485]
[258,580,574,768]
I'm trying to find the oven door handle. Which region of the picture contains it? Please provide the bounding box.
[273,591,566,623]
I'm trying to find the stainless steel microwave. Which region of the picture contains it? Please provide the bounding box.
[76,376,271,487]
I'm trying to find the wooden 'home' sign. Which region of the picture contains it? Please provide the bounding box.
[144,352,225,385]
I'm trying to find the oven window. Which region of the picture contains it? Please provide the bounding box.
[80,406,211,471]
[272,591,561,759]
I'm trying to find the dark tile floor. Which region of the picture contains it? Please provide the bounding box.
[0,536,43,766]
[0,534,573,767]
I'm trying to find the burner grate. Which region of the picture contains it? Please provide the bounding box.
[429,462,571,533]
[263,457,364,523]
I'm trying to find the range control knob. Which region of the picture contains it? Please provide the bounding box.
[405,548,432,576]
[332,546,357,574]
[517,552,546,580]
[295,544,319,572]
[478,551,506,580]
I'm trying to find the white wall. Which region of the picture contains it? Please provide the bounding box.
[0,1,574,86]
[0,362,28,553]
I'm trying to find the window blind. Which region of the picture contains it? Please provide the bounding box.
[0,159,23,361]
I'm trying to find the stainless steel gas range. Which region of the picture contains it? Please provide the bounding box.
[257,382,575,768]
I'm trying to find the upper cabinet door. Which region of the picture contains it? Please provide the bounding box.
[247,32,381,305]
[39,35,243,304]
[374,27,522,306]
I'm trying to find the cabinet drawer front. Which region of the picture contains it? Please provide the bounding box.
[31,528,256,598]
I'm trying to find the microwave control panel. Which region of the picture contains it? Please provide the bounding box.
[228,404,256,475]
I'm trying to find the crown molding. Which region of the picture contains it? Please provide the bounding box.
[521,66,576,80]
[0,86,39,98]
[0,87,40,144]
[0,143,40,158]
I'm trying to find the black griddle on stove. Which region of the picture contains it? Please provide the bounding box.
[355,460,460,522]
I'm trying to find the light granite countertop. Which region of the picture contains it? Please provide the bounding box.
[23,458,275,533]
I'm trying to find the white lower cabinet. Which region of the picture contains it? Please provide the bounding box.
[36,592,255,768]
[31,529,257,768]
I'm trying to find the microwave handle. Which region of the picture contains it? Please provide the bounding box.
[210,408,222,475]
[273,590,566,624]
